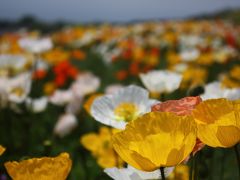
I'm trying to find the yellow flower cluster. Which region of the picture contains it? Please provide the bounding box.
[111,98,240,171]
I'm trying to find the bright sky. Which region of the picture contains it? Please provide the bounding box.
[0,0,240,22]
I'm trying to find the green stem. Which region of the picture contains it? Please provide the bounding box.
[189,153,194,180]
[194,154,198,180]
[234,144,240,178]
[160,167,165,180]
[220,150,225,180]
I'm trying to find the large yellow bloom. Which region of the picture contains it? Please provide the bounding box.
[112,112,197,171]
[193,98,240,148]
[0,145,5,156]
[4,152,72,180]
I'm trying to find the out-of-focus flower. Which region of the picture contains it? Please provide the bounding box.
[116,70,128,81]
[221,75,240,88]
[80,127,124,168]
[71,72,100,97]
[181,66,207,89]
[0,72,32,104]
[54,113,78,137]
[180,49,200,62]
[5,152,72,180]
[0,145,5,156]
[43,48,70,65]
[84,94,103,115]
[0,55,28,76]
[139,70,182,94]
[26,96,48,113]
[53,60,79,87]
[91,85,155,129]
[193,98,240,148]
[65,96,83,114]
[33,69,47,80]
[105,84,124,95]
[104,165,173,180]
[19,37,52,54]
[49,90,74,106]
[0,33,22,54]
[213,46,237,63]
[112,112,197,171]
[171,63,188,73]
[71,49,86,60]
[196,53,214,65]
[167,52,181,67]
[43,82,56,95]
[201,81,240,100]
[230,65,240,81]
[168,165,189,180]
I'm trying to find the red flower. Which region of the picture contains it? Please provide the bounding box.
[151,96,202,116]
[33,69,47,80]
[67,67,78,79]
[116,70,128,81]
[54,75,66,87]
[129,62,140,76]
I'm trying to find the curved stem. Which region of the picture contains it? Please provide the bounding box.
[234,144,240,178]
[160,167,165,180]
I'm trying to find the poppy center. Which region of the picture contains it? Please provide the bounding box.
[114,102,138,122]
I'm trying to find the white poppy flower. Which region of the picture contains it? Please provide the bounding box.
[139,70,182,94]
[1,72,32,104]
[49,90,74,106]
[26,96,48,113]
[54,113,78,137]
[71,72,100,97]
[201,81,240,100]
[91,85,156,129]
[104,165,174,180]
[172,63,188,73]
[180,49,200,62]
[0,54,28,75]
[105,84,124,94]
[65,96,83,114]
[179,35,203,47]
[19,37,53,54]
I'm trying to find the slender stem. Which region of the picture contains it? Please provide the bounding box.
[161,93,166,101]
[189,153,194,180]
[160,167,165,180]
[220,150,225,180]
[234,144,240,178]
[194,153,198,180]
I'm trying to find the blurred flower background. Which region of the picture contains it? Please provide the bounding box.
[0,0,240,179]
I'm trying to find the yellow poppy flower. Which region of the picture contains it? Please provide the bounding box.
[43,48,70,65]
[112,112,197,171]
[4,152,72,180]
[181,66,207,89]
[230,65,240,81]
[80,127,124,168]
[0,145,5,156]
[221,75,240,88]
[193,98,240,148]
[43,82,56,95]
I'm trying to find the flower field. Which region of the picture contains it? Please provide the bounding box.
[0,20,240,180]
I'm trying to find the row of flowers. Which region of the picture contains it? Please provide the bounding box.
[0,19,240,179]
